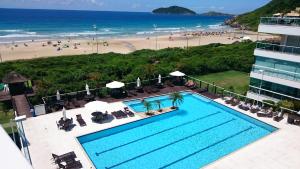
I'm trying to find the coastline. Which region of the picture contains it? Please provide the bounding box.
[0,30,271,62]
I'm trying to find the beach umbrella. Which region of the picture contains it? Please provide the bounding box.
[242,36,251,41]
[56,90,61,101]
[85,101,110,113]
[62,107,67,120]
[137,77,141,88]
[158,74,162,84]
[106,81,125,89]
[170,71,185,77]
[85,83,91,96]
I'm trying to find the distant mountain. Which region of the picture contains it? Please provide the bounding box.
[226,0,300,31]
[152,6,196,15]
[200,11,234,17]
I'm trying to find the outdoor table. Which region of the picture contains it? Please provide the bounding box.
[84,94,94,101]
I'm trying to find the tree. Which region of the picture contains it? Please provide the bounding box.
[156,100,162,112]
[143,101,153,115]
[169,92,184,109]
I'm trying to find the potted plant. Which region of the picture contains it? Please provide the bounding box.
[169,92,184,109]
[143,101,153,116]
[156,100,162,112]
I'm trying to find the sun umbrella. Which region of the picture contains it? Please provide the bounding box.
[137,77,141,88]
[158,74,162,84]
[106,81,125,89]
[85,101,110,112]
[62,107,67,120]
[85,83,91,95]
[56,90,61,101]
[170,71,185,77]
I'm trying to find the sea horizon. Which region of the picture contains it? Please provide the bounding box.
[0,8,232,43]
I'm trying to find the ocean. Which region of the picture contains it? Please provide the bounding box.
[0,8,231,43]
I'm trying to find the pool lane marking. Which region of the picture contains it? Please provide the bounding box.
[105,118,236,169]
[95,111,222,156]
[159,126,253,169]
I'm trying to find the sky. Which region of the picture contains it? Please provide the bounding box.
[0,0,271,14]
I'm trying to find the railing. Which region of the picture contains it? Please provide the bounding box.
[256,42,300,55]
[260,17,300,27]
[249,85,300,101]
[252,65,300,82]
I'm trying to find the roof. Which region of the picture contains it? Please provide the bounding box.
[2,71,28,84]
[0,125,33,169]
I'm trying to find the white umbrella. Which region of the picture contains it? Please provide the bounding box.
[106,81,125,89]
[85,83,91,95]
[56,90,61,101]
[158,74,162,84]
[85,101,110,112]
[62,107,67,120]
[242,36,251,40]
[170,71,185,77]
[137,77,141,88]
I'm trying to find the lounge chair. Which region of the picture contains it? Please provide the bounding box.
[197,87,208,94]
[124,107,135,117]
[71,98,80,108]
[238,102,251,111]
[165,80,174,87]
[52,151,76,164]
[58,160,82,169]
[112,111,123,119]
[250,105,260,113]
[273,112,284,122]
[76,114,86,126]
[151,86,160,93]
[231,98,240,106]
[257,108,274,118]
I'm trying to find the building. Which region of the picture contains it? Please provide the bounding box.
[247,15,300,102]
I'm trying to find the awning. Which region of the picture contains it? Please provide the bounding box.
[106,81,125,89]
[170,71,185,77]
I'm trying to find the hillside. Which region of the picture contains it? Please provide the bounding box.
[226,0,300,30]
[152,6,196,15]
[200,11,234,17]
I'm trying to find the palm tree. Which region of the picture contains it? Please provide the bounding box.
[143,101,153,115]
[156,100,162,112]
[169,92,184,109]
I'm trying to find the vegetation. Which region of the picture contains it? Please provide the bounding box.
[0,42,255,104]
[169,92,184,109]
[143,101,153,115]
[0,103,15,134]
[200,11,233,17]
[155,100,162,112]
[278,100,295,110]
[227,0,300,30]
[196,71,250,94]
[152,6,196,15]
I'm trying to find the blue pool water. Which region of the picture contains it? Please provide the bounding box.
[78,92,276,169]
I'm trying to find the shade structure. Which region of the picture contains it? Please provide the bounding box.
[137,77,141,88]
[106,81,125,89]
[56,90,61,101]
[170,71,185,77]
[62,107,67,120]
[85,83,91,95]
[85,101,110,113]
[158,74,162,84]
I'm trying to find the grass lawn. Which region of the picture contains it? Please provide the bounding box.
[196,70,250,94]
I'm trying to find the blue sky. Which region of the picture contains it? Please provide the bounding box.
[0,0,270,14]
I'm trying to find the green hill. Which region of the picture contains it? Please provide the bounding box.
[226,0,300,31]
[152,6,196,15]
[200,11,234,17]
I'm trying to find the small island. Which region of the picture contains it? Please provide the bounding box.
[199,11,234,17]
[152,6,196,15]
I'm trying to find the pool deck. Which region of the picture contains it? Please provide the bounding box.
[22,93,300,169]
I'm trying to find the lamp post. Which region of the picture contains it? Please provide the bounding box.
[185,29,189,51]
[153,24,158,50]
[258,69,265,101]
[93,24,99,54]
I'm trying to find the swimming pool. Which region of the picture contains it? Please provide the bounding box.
[78,92,276,169]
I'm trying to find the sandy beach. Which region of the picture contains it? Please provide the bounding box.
[0,30,272,62]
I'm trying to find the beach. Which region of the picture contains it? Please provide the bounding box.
[0,30,272,62]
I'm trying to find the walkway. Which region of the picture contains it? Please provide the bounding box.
[12,95,32,117]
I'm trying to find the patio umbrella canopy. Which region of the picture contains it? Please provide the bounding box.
[106,81,125,89]
[137,77,141,88]
[85,83,91,95]
[85,101,110,113]
[62,107,67,120]
[170,71,185,77]
[242,36,251,40]
[56,90,61,101]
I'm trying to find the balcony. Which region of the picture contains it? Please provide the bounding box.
[251,65,300,89]
[258,17,300,36]
[256,42,300,55]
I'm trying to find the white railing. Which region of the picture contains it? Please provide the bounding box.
[256,42,300,55]
[260,17,300,27]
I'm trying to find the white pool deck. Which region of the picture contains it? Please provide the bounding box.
[22,97,300,169]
